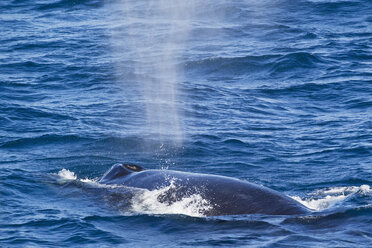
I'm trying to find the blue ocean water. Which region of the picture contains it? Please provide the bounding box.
[1,0,371,247]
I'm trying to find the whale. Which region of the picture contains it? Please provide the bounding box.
[99,163,311,216]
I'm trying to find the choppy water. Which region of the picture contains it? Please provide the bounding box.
[1,0,371,247]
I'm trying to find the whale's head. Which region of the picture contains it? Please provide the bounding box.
[99,163,144,184]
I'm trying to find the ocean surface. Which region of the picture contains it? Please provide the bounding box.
[1,0,371,247]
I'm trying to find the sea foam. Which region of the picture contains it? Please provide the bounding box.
[291,185,371,211]
[130,179,213,217]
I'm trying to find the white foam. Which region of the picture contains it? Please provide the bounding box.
[57,168,77,182]
[56,169,115,188]
[291,194,349,211]
[359,185,370,194]
[290,185,371,211]
[130,179,213,217]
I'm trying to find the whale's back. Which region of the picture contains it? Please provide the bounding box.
[100,166,310,216]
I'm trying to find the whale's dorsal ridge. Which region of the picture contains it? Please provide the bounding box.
[99,163,143,183]
[123,163,144,172]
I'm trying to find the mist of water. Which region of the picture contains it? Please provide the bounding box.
[110,0,196,146]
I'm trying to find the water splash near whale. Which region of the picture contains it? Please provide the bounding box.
[290,185,371,211]
[130,178,213,217]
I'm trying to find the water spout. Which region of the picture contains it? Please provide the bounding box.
[110,0,196,146]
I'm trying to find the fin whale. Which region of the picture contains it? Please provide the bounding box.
[99,163,311,216]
